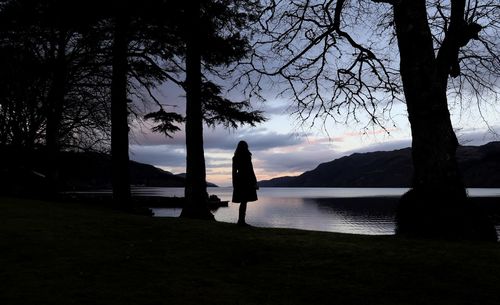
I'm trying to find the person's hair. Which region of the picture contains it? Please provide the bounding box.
[234,140,251,157]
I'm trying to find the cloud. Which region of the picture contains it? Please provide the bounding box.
[336,126,500,156]
[256,149,340,174]
[130,128,179,146]
[343,128,400,137]
[128,126,311,184]
[129,145,186,168]
[203,127,308,151]
[131,82,186,111]
[456,126,500,146]
[129,122,500,186]
[257,100,291,115]
[347,139,411,154]
[252,138,343,177]
[131,123,306,151]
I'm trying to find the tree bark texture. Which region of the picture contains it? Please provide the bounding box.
[111,14,131,205]
[393,0,465,196]
[180,0,214,220]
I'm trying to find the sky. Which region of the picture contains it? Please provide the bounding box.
[122,2,500,186]
[126,4,500,187]
[129,86,500,187]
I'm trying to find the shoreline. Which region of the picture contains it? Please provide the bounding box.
[59,193,500,213]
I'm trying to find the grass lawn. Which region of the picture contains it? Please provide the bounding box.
[1,197,500,305]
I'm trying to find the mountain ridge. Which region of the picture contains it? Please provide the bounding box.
[60,152,218,189]
[258,142,500,187]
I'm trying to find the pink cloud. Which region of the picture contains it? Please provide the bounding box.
[343,128,399,137]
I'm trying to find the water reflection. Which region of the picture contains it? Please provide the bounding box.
[152,189,400,235]
[140,187,500,236]
[304,198,398,235]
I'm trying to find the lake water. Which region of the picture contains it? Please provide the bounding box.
[141,187,500,236]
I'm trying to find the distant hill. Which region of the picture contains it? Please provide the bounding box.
[258,142,500,187]
[0,149,217,191]
[59,152,218,189]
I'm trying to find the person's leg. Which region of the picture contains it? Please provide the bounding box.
[238,201,247,225]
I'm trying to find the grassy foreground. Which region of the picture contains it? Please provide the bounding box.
[1,197,500,305]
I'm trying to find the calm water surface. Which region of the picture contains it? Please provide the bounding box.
[142,187,500,235]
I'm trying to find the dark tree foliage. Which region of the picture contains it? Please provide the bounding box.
[144,110,183,137]
[177,0,265,219]
[101,0,265,213]
[0,0,181,200]
[0,44,47,149]
[102,0,188,205]
[0,0,112,194]
[201,81,265,129]
[0,0,265,208]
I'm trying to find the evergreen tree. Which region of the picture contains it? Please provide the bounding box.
[180,0,264,219]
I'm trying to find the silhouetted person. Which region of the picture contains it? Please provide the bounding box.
[232,141,258,226]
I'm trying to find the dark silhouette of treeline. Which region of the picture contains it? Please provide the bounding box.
[1,0,497,240]
[0,0,264,218]
[0,148,220,196]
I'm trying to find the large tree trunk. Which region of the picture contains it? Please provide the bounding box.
[111,14,131,205]
[180,1,214,220]
[393,0,495,240]
[393,0,465,196]
[45,31,67,195]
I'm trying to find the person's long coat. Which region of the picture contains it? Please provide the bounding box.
[232,154,258,203]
